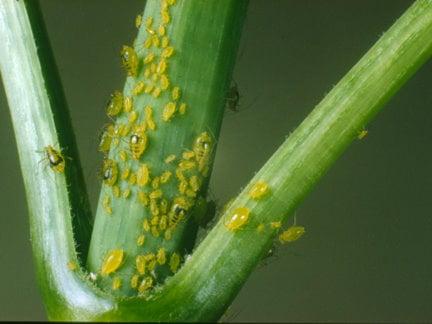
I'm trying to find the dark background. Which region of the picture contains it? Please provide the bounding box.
[1,0,432,321]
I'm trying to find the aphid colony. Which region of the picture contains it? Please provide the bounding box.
[92,0,217,296]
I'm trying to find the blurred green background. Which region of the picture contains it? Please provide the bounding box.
[1,0,432,321]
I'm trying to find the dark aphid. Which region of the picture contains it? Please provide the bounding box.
[225,83,240,112]
[44,145,65,173]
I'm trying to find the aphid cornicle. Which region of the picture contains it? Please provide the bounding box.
[44,145,65,173]
[120,45,139,77]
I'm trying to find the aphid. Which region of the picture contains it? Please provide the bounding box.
[144,37,152,49]
[256,223,265,233]
[161,36,169,48]
[151,176,161,189]
[101,249,124,275]
[189,175,201,192]
[138,191,149,206]
[122,188,131,199]
[270,221,282,229]
[132,81,145,95]
[150,215,160,226]
[151,226,160,237]
[172,86,181,100]
[157,248,166,265]
[160,170,172,184]
[179,160,196,171]
[158,25,166,36]
[193,132,212,173]
[128,173,137,185]
[121,166,131,180]
[160,199,168,214]
[143,219,151,232]
[123,96,133,113]
[138,276,153,293]
[120,45,139,77]
[162,102,177,122]
[119,150,128,162]
[160,74,170,90]
[224,207,250,231]
[182,150,195,160]
[164,154,176,164]
[144,106,156,131]
[157,59,167,74]
[144,83,155,94]
[179,103,187,115]
[279,226,305,243]
[169,202,187,228]
[152,87,162,98]
[103,195,112,215]
[145,16,153,28]
[145,253,156,270]
[98,124,114,154]
[358,129,368,140]
[44,145,65,173]
[67,261,77,271]
[129,127,148,160]
[135,14,142,28]
[159,214,168,230]
[106,91,123,117]
[226,83,240,112]
[136,234,145,246]
[130,274,139,289]
[143,53,155,65]
[137,164,150,186]
[161,46,174,58]
[169,252,180,273]
[150,199,160,216]
[128,111,138,123]
[164,228,172,240]
[249,181,270,200]
[152,35,160,48]
[112,276,122,290]
[161,9,170,24]
[136,255,146,274]
[112,185,120,198]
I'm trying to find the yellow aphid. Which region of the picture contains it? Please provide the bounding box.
[164,228,172,240]
[189,175,201,192]
[161,10,170,24]
[151,73,159,83]
[178,180,188,194]
[159,214,168,230]
[130,274,139,289]
[136,234,145,246]
[162,46,174,58]
[169,252,180,273]
[186,189,197,198]
[138,276,153,293]
[162,102,176,122]
[44,145,65,173]
[135,14,142,28]
[120,124,131,137]
[150,215,159,226]
[149,189,162,199]
[150,199,159,216]
[158,24,166,36]
[121,167,131,180]
[138,191,149,206]
[143,52,155,65]
[137,164,150,186]
[102,159,118,186]
[112,185,120,198]
[144,37,152,49]
[143,219,151,232]
[157,59,167,74]
[128,173,137,185]
[270,221,282,229]
[169,201,187,228]
[256,223,265,233]
[224,207,250,231]
[172,86,181,100]
[175,169,185,181]
[144,106,156,131]
[120,45,139,77]
[179,160,196,171]
[279,226,305,243]
[167,0,176,5]
[146,27,155,36]
[98,125,113,154]
[123,96,133,113]
[136,255,146,274]
[132,81,145,95]
[106,91,123,117]
[101,249,124,275]
[152,87,162,98]
[182,150,195,160]
[157,248,166,265]
[179,103,187,115]
[160,74,170,90]
[122,188,131,199]
[160,199,168,214]
[128,111,138,123]
[129,127,148,160]
[161,36,169,48]
[144,83,154,94]
[119,150,128,162]
[151,226,160,237]
[358,129,368,140]
[103,195,112,215]
[193,131,212,163]
[160,170,172,183]
[164,154,176,164]
[150,63,157,73]
[145,16,153,28]
[67,261,77,271]
[249,181,270,200]
[112,276,122,290]
[152,35,160,47]
[151,176,160,189]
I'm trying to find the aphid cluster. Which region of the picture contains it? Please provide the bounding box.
[94,0,217,296]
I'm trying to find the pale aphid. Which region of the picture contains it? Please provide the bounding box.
[101,249,124,275]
